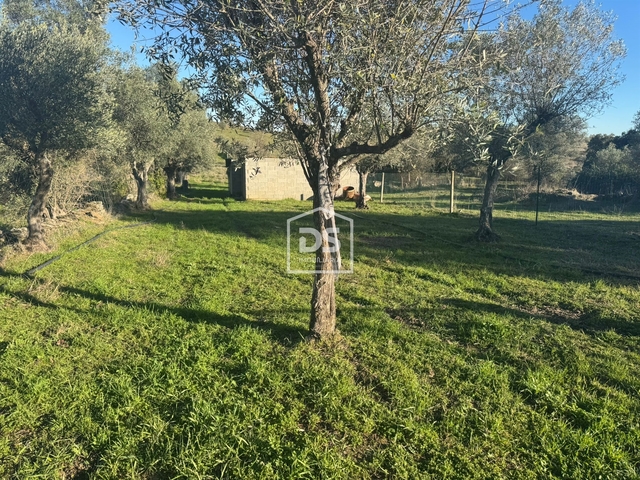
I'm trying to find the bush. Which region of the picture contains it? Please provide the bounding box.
[577,144,639,195]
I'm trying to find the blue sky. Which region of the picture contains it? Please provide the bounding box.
[574,0,639,135]
[106,0,639,136]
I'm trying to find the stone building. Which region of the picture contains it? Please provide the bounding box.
[228,158,360,201]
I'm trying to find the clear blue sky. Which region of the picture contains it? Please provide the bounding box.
[571,0,640,136]
[106,0,640,136]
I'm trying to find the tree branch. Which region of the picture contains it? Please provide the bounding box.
[332,125,414,159]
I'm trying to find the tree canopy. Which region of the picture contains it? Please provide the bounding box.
[115,0,508,336]
[0,18,110,243]
[459,0,625,240]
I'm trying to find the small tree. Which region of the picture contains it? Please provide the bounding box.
[470,0,625,240]
[0,21,109,245]
[573,109,639,194]
[111,66,170,208]
[517,116,588,189]
[161,110,217,199]
[153,66,217,198]
[116,0,509,337]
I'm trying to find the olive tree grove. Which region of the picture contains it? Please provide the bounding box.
[115,0,512,337]
[472,0,625,241]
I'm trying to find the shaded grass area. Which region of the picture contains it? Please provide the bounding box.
[0,181,639,479]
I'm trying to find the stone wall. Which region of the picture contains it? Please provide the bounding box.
[242,158,360,201]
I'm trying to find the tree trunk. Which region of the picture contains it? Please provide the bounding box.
[132,162,151,209]
[476,162,501,242]
[309,161,339,338]
[356,170,369,209]
[164,165,178,200]
[450,169,455,213]
[176,170,186,187]
[26,151,54,246]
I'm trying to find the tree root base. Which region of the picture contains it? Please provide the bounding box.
[305,329,346,346]
[24,238,49,252]
[475,228,500,243]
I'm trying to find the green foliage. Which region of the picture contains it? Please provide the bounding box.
[579,144,638,195]
[0,22,110,156]
[1,185,639,477]
[517,117,588,187]
[0,0,108,29]
[215,126,275,164]
[166,110,217,172]
[494,0,624,126]
[115,0,502,178]
[452,0,624,175]
[576,111,640,195]
[152,67,218,176]
[0,144,32,227]
[148,169,167,197]
[110,66,169,168]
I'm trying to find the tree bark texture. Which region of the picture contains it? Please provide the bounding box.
[26,151,54,245]
[476,162,502,242]
[309,159,339,338]
[164,165,178,200]
[132,162,151,209]
[356,170,369,209]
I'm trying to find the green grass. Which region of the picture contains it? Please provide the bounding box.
[375,181,639,216]
[1,181,639,479]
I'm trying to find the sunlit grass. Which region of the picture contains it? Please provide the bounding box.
[0,181,638,479]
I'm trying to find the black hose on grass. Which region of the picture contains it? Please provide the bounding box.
[23,218,155,278]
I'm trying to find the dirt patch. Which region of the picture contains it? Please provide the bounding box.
[514,304,583,322]
[359,235,417,249]
[385,307,428,328]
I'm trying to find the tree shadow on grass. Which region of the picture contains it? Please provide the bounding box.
[4,203,639,344]
[443,298,640,338]
[136,205,640,284]
[178,183,229,200]
[384,297,640,340]
[0,269,307,347]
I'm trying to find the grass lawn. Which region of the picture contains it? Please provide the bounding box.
[1,181,639,479]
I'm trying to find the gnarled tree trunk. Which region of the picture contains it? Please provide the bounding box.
[476,162,501,242]
[309,161,340,338]
[26,151,54,246]
[132,161,151,209]
[356,170,369,209]
[164,165,178,200]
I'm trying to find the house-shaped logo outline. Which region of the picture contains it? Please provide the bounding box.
[287,207,354,274]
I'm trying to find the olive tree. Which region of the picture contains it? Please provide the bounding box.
[153,66,217,199]
[161,109,217,199]
[517,116,588,188]
[472,0,624,240]
[111,66,170,208]
[0,0,108,28]
[116,0,507,337]
[0,21,109,245]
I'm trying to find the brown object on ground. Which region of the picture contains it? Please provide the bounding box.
[344,186,355,199]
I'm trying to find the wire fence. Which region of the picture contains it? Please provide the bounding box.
[364,172,640,221]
